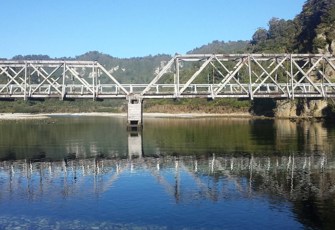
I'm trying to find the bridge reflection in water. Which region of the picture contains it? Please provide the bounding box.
[0,141,333,203]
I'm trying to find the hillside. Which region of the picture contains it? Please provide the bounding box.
[76,51,171,84]
[187,40,250,54]
[250,0,335,54]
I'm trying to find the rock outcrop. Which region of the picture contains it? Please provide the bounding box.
[274,99,328,118]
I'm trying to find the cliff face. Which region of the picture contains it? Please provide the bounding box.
[274,100,297,118]
[274,99,328,118]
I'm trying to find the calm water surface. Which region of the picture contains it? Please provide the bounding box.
[0,116,335,229]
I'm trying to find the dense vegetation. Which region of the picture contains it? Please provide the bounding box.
[251,0,335,54]
[1,0,335,116]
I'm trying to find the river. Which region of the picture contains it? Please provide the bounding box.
[0,116,334,229]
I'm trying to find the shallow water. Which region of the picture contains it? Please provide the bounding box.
[0,116,335,229]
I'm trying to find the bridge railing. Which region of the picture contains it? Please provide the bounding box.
[1,82,335,99]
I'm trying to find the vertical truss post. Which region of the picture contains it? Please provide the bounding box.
[321,55,326,98]
[92,62,96,101]
[61,62,66,100]
[24,62,27,100]
[174,57,180,98]
[290,55,294,99]
[248,55,253,100]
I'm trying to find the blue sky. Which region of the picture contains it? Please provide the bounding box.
[0,0,306,59]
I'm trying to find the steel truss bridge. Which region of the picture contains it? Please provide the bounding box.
[1,53,335,100]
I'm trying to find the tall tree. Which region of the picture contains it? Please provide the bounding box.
[295,0,335,53]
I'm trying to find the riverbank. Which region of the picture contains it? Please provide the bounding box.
[0,98,332,120]
[0,112,253,120]
[0,112,125,120]
[0,111,330,121]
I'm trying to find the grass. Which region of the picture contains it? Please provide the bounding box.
[143,98,252,113]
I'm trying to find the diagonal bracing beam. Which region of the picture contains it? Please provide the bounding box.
[251,55,289,95]
[213,58,246,97]
[179,55,215,94]
[0,66,26,93]
[30,64,63,95]
[291,57,323,95]
[96,63,129,95]
[141,56,178,96]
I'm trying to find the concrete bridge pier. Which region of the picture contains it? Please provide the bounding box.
[127,94,143,131]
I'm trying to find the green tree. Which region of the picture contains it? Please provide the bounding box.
[251,28,268,44]
[295,0,335,53]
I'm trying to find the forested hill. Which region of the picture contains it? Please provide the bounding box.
[250,0,335,54]
[12,52,172,84]
[82,40,250,83]
[76,52,171,84]
[9,40,250,84]
[187,40,250,54]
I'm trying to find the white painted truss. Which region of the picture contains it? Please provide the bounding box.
[141,54,335,99]
[1,54,335,100]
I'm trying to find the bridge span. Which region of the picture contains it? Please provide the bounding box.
[1,54,335,127]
